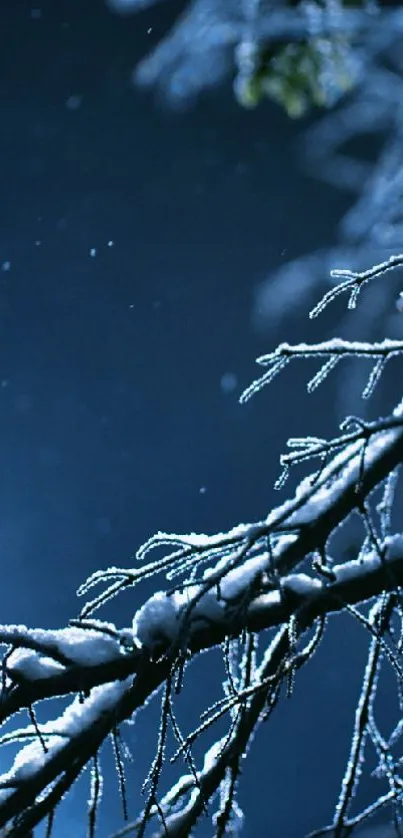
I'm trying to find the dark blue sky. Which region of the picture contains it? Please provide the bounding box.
[0,2,383,836]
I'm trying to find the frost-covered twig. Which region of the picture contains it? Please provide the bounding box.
[240,338,403,404]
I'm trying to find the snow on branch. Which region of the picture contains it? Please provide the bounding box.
[0,406,402,834]
[1,255,403,834]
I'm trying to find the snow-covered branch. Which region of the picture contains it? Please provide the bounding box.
[3,235,403,836]
[0,400,403,832]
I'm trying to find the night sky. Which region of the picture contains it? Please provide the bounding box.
[0,2,389,836]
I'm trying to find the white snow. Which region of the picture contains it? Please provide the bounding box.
[6,649,64,681]
[1,625,127,683]
[0,677,133,792]
[333,534,403,584]
[280,573,322,597]
[133,552,273,648]
[132,591,181,646]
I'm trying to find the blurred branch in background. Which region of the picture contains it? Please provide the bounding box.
[105,1,403,413]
